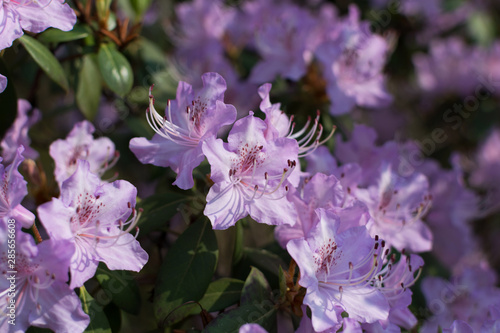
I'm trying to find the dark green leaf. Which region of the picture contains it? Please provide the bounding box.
[137,191,191,234]
[79,286,112,333]
[38,25,90,44]
[95,264,141,315]
[234,248,287,290]
[241,267,272,306]
[76,54,102,120]
[196,278,244,313]
[19,35,69,92]
[203,303,278,333]
[154,217,219,326]
[98,43,133,96]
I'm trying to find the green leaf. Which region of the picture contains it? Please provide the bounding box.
[77,54,102,120]
[137,191,191,234]
[97,43,134,96]
[203,303,277,333]
[241,267,272,306]
[196,278,244,313]
[19,35,69,92]
[130,0,153,18]
[234,248,287,290]
[467,12,496,46]
[154,217,219,326]
[38,25,90,44]
[95,264,141,315]
[79,286,112,333]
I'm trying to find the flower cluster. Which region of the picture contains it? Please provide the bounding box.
[0,121,148,331]
[170,0,392,115]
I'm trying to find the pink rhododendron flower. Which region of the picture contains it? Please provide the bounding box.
[0,218,89,332]
[130,72,237,190]
[38,160,148,289]
[1,99,40,164]
[0,0,76,50]
[0,146,35,228]
[248,1,316,83]
[354,165,433,252]
[202,113,298,229]
[315,5,392,115]
[50,120,118,188]
[275,172,369,247]
[421,261,500,332]
[287,209,390,331]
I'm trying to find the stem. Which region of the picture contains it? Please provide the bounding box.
[31,224,43,244]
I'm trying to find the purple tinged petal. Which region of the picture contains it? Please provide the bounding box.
[443,321,474,333]
[343,317,362,333]
[10,204,35,229]
[202,137,234,184]
[1,99,41,164]
[16,0,77,33]
[303,287,343,331]
[247,187,297,226]
[0,74,6,93]
[130,134,187,168]
[50,120,116,187]
[286,238,318,289]
[28,282,89,333]
[0,5,23,50]
[37,199,76,242]
[95,232,148,272]
[172,144,206,189]
[204,181,247,230]
[339,287,389,324]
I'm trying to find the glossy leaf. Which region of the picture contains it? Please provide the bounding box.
[76,55,102,120]
[98,43,134,96]
[154,217,219,326]
[38,25,90,44]
[19,35,69,92]
[196,278,244,313]
[241,267,272,306]
[203,303,277,333]
[79,286,112,333]
[136,191,191,234]
[95,264,141,315]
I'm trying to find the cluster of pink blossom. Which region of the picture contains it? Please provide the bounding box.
[0,109,148,331]
[0,0,500,332]
[170,0,392,116]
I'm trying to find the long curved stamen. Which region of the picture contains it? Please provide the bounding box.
[146,86,199,147]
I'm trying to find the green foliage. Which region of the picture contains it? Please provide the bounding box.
[77,54,102,120]
[196,278,244,313]
[154,217,219,326]
[136,191,192,234]
[38,25,91,44]
[19,35,69,92]
[95,264,142,315]
[80,286,112,333]
[98,43,134,96]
